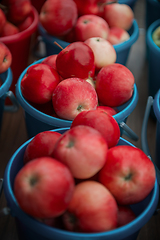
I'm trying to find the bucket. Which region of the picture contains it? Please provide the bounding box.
[0,68,19,132]
[0,7,39,97]
[15,58,139,139]
[2,128,159,240]
[36,19,139,66]
[145,0,160,30]
[146,19,160,99]
[118,0,138,10]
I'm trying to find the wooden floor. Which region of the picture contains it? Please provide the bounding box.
[0,0,160,239]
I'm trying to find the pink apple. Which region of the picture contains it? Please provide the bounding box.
[75,14,109,41]
[73,0,106,17]
[95,63,135,107]
[71,109,120,148]
[0,21,19,37]
[39,0,78,37]
[107,27,130,45]
[96,105,118,116]
[23,131,62,164]
[84,37,116,71]
[14,157,75,219]
[52,78,98,120]
[0,42,12,74]
[98,145,156,205]
[117,205,136,227]
[0,8,6,34]
[62,181,118,232]
[103,3,134,31]
[56,41,95,80]
[21,63,60,104]
[52,125,108,179]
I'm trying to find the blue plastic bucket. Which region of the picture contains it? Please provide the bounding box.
[3,128,159,240]
[145,0,160,30]
[119,0,138,10]
[37,19,139,66]
[15,58,139,139]
[146,19,160,98]
[0,68,12,131]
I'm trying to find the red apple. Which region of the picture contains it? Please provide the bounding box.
[21,63,60,104]
[107,27,130,45]
[0,42,12,74]
[0,8,6,34]
[96,105,118,116]
[14,157,75,219]
[6,0,32,24]
[98,145,156,205]
[52,78,98,120]
[62,181,118,232]
[95,63,135,107]
[84,37,116,71]
[117,205,136,227]
[56,41,95,80]
[39,0,78,37]
[53,125,108,179]
[75,14,109,41]
[71,109,120,148]
[17,14,33,31]
[23,131,62,164]
[0,21,19,37]
[103,3,134,31]
[42,54,58,71]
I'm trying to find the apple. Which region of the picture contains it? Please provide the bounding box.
[0,42,12,74]
[98,145,156,205]
[21,63,60,104]
[73,0,106,17]
[152,26,160,47]
[117,205,136,227]
[103,3,134,31]
[17,14,33,31]
[75,14,109,41]
[56,41,95,80]
[84,37,116,71]
[14,156,75,219]
[39,0,78,37]
[52,125,108,179]
[62,181,118,232]
[6,0,32,24]
[23,131,62,164]
[42,54,58,71]
[107,27,130,45]
[0,21,19,37]
[95,63,135,107]
[96,105,118,116]
[0,8,6,34]
[52,77,98,120]
[71,109,120,148]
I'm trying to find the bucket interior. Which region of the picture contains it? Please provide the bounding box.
[3,132,159,240]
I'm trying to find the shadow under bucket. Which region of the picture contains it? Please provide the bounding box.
[15,59,139,139]
[0,7,39,97]
[0,68,12,131]
[3,128,159,240]
[37,19,139,66]
[146,19,160,99]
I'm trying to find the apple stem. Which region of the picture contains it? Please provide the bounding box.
[54,41,64,50]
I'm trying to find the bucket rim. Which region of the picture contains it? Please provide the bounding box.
[0,68,12,98]
[3,134,159,239]
[0,7,39,44]
[153,89,160,121]
[146,19,160,55]
[38,19,139,53]
[15,58,138,126]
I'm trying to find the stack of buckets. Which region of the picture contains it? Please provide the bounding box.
[1,2,160,240]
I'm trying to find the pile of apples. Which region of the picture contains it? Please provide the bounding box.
[14,124,156,233]
[0,0,35,36]
[39,0,134,45]
[21,40,135,121]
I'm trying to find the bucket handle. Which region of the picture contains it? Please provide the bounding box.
[4,91,19,112]
[141,96,160,185]
[0,178,10,217]
[119,121,139,141]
